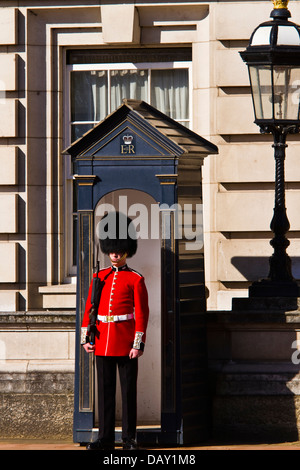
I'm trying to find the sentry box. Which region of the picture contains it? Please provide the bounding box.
[63,99,218,446]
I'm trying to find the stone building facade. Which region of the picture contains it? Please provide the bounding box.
[0,0,300,442]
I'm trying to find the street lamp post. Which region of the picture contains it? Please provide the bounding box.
[240,0,300,297]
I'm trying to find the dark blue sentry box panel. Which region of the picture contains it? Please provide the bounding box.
[63,99,218,446]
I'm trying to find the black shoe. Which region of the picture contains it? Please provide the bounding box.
[122,438,138,450]
[86,439,114,451]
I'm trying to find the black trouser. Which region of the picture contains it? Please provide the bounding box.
[96,355,138,444]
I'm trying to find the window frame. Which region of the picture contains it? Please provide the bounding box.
[63,60,192,279]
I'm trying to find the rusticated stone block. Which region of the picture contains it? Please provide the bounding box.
[0,371,74,440]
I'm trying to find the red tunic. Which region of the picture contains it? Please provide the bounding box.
[81,264,149,356]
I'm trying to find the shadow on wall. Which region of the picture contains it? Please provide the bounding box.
[231,256,300,282]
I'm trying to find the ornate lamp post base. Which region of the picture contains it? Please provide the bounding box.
[249,126,300,298]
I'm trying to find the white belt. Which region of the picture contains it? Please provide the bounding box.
[97,313,134,323]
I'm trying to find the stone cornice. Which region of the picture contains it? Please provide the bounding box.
[0,311,76,329]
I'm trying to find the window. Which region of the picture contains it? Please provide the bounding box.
[70,65,191,142]
[64,49,192,276]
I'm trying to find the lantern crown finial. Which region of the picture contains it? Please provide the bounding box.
[272,0,289,9]
[271,0,291,19]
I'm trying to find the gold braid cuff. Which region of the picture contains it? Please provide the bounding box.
[133,332,144,350]
[81,327,88,345]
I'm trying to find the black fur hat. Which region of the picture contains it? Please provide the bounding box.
[99,211,137,258]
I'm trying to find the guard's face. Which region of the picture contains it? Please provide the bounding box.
[109,252,127,267]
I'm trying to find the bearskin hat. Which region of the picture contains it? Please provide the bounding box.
[99,211,137,258]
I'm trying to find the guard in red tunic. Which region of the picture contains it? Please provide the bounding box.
[81,212,149,451]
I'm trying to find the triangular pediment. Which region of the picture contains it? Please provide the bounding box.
[78,119,182,159]
[63,100,218,161]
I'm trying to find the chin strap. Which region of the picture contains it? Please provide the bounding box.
[109,252,128,266]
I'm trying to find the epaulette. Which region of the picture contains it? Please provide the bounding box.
[127,267,143,278]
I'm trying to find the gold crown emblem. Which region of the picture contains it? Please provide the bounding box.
[273,0,289,9]
[123,135,133,145]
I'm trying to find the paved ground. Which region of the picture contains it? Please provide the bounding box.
[1,439,300,450]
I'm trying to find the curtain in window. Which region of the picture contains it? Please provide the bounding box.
[71,67,189,142]
[110,69,148,110]
[71,71,108,122]
[71,71,108,141]
[151,69,189,123]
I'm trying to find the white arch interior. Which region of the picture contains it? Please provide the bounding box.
[94,189,161,426]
